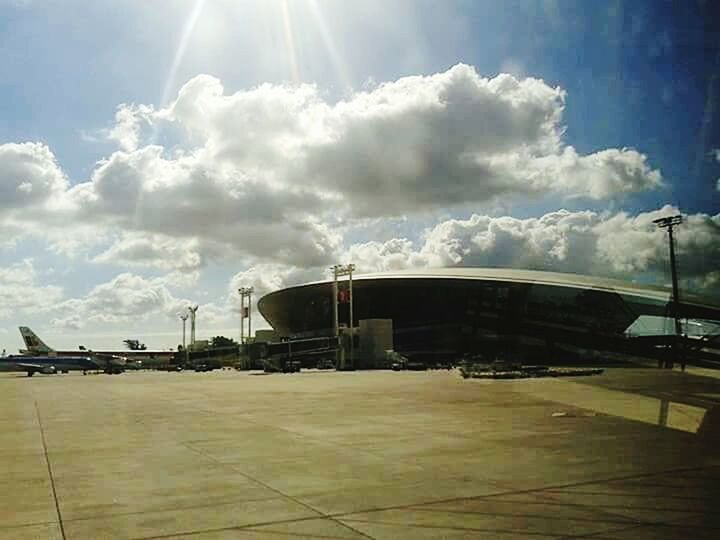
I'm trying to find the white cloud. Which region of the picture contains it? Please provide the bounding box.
[0,260,64,318]
[46,273,237,344]
[342,206,720,294]
[49,273,191,330]
[346,238,434,272]
[107,103,154,152]
[491,146,662,200]
[93,233,203,272]
[227,264,326,316]
[34,205,718,337]
[0,142,68,210]
[0,65,664,271]
[266,64,660,215]
[68,145,340,267]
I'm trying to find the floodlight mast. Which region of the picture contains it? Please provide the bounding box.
[179,313,188,351]
[238,287,254,345]
[239,291,244,344]
[653,214,683,369]
[179,312,189,365]
[332,269,339,339]
[188,305,199,346]
[332,263,355,369]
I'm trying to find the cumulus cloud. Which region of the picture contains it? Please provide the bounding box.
[107,103,154,152]
[299,68,660,215]
[0,142,68,210]
[93,233,203,272]
[490,146,662,200]
[0,64,663,271]
[227,264,326,316]
[342,205,720,295]
[0,260,64,318]
[221,205,719,311]
[22,204,717,335]
[159,65,661,217]
[346,238,434,272]
[67,145,340,268]
[49,273,191,329]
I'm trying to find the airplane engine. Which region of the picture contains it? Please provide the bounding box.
[40,366,57,375]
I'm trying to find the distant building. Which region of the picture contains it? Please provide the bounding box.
[188,339,209,352]
[254,329,278,343]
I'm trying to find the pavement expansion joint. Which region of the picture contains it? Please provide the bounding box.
[58,494,284,524]
[181,442,377,540]
[0,520,62,531]
[402,506,634,525]
[340,517,557,537]
[544,486,709,502]
[34,399,66,540]
[480,463,718,498]
[309,464,719,531]
[132,514,365,540]
[558,520,691,539]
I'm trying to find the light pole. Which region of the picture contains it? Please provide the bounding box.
[653,214,683,369]
[179,312,189,365]
[332,263,355,370]
[180,313,188,349]
[332,269,339,340]
[238,287,254,345]
[240,292,244,344]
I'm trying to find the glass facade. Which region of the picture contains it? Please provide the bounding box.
[258,277,720,363]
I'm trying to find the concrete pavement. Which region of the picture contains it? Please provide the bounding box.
[1,368,719,539]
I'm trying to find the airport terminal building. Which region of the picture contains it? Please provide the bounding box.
[258,268,720,366]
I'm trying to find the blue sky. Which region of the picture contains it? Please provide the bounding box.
[1,0,718,351]
[2,0,718,210]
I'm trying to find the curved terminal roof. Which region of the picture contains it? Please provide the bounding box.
[262,267,720,311]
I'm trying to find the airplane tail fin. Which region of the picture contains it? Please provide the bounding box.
[18,327,53,354]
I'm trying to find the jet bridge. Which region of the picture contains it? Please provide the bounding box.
[625,316,720,366]
[256,336,339,372]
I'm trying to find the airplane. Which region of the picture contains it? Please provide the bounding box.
[18,326,175,363]
[0,354,107,377]
[14,327,130,375]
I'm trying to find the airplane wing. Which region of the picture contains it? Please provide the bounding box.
[15,363,57,375]
[91,352,127,365]
[16,363,44,370]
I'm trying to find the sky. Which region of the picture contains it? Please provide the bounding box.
[1,0,719,352]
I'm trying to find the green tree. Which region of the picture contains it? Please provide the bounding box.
[211,336,238,348]
[123,339,147,350]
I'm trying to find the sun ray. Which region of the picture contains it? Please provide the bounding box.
[307,0,353,95]
[152,0,206,143]
[280,0,301,84]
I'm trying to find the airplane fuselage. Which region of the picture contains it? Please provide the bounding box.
[15,326,174,371]
[18,349,174,360]
[0,355,101,376]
